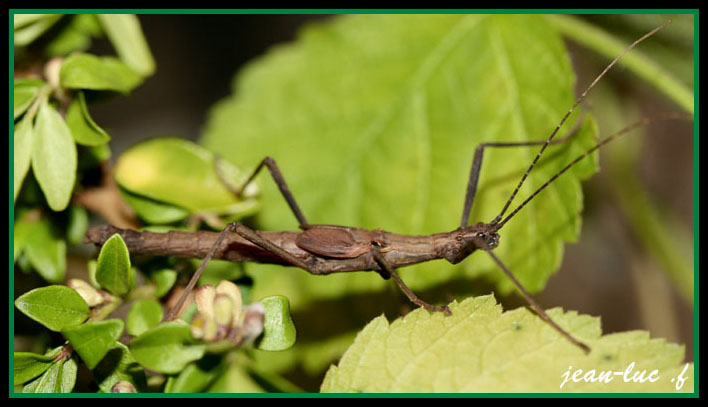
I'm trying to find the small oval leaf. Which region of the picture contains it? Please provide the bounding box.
[114,137,260,216]
[62,319,125,369]
[129,322,206,374]
[31,98,77,211]
[150,268,177,298]
[257,296,296,351]
[13,79,45,119]
[15,286,90,332]
[60,53,142,93]
[96,233,134,296]
[13,348,62,385]
[126,299,163,336]
[119,187,190,224]
[14,115,33,201]
[65,90,110,146]
[97,14,155,76]
[23,214,66,283]
[22,357,77,393]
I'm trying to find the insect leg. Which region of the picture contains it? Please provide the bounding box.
[459,121,583,228]
[485,248,590,354]
[216,156,309,228]
[370,248,451,316]
[165,222,239,321]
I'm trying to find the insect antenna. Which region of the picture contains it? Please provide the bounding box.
[494,112,690,230]
[489,19,672,230]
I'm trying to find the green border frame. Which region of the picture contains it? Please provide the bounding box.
[9,9,698,397]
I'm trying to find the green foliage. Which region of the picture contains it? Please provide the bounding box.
[321,295,693,393]
[257,296,297,351]
[13,347,62,385]
[95,233,135,296]
[65,91,111,146]
[13,79,45,119]
[15,286,90,331]
[60,53,143,94]
[62,319,125,369]
[93,343,147,393]
[31,97,77,211]
[22,357,77,393]
[114,137,261,224]
[129,322,207,374]
[97,14,156,76]
[126,299,163,336]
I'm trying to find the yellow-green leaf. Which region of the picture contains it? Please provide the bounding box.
[321,295,693,393]
[31,98,77,211]
[114,137,260,216]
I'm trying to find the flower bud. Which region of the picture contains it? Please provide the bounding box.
[67,278,104,307]
[111,380,137,393]
[215,280,242,327]
[194,284,216,320]
[213,294,234,328]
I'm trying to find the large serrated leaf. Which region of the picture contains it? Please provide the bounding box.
[201,15,599,309]
[321,295,693,393]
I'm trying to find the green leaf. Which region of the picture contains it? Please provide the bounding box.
[62,319,124,369]
[119,187,191,224]
[22,214,66,283]
[114,137,260,216]
[31,97,77,211]
[97,14,155,76]
[66,205,89,246]
[66,90,111,146]
[129,322,206,374]
[44,14,102,57]
[14,14,53,29]
[87,260,100,289]
[164,355,225,393]
[93,343,146,393]
[201,15,599,309]
[257,296,297,351]
[22,357,77,393]
[13,348,62,385]
[96,233,134,296]
[14,14,62,46]
[14,79,45,119]
[150,268,178,298]
[321,295,693,392]
[126,299,163,336]
[15,286,90,331]
[14,115,33,201]
[60,53,142,93]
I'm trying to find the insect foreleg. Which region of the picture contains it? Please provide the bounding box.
[459,122,583,228]
[484,248,590,354]
[217,156,310,228]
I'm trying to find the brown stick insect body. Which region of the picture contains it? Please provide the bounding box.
[87,21,675,354]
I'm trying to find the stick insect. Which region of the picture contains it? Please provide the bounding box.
[87,20,684,354]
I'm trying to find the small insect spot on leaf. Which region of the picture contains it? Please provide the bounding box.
[512,322,523,331]
[602,353,614,361]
